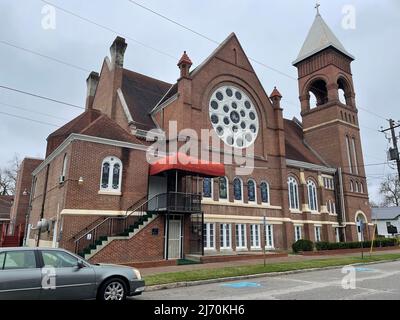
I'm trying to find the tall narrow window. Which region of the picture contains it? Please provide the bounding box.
[101,162,110,189]
[112,163,120,190]
[100,157,122,192]
[260,181,270,204]
[247,179,256,203]
[346,136,353,174]
[61,154,68,180]
[203,178,212,198]
[203,223,215,249]
[219,177,228,200]
[360,182,364,193]
[307,179,318,212]
[355,181,359,193]
[288,177,299,210]
[250,224,260,249]
[294,225,302,242]
[220,224,231,249]
[235,224,247,249]
[350,180,354,192]
[265,224,274,249]
[351,138,359,174]
[233,178,243,202]
[314,226,322,242]
[335,228,340,243]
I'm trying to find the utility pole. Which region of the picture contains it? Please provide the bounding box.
[381,119,400,181]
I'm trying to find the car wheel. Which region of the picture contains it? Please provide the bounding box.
[98,278,127,301]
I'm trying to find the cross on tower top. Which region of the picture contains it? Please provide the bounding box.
[315,1,321,15]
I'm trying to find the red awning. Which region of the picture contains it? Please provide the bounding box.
[149,153,225,178]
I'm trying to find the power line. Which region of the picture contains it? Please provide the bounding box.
[0,40,90,73]
[40,0,177,61]
[126,0,297,81]
[126,0,390,121]
[0,85,84,110]
[127,0,219,45]
[0,110,60,127]
[0,101,70,121]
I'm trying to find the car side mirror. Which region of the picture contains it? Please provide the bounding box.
[77,260,85,269]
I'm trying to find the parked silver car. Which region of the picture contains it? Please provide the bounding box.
[0,247,145,300]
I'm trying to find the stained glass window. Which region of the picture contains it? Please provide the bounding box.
[247,180,256,202]
[233,178,242,201]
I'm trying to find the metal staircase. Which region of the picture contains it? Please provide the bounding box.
[74,192,201,260]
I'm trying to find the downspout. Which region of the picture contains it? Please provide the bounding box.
[36,164,50,247]
[337,167,347,242]
[23,175,36,246]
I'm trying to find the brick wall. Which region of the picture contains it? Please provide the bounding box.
[88,215,165,264]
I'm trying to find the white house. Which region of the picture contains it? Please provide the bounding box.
[371,207,400,238]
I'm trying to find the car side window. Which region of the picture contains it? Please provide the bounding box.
[0,252,5,270]
[2,251,37,270]
[41,250,78,268]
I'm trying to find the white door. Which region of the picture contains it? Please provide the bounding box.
[168,218,181,259]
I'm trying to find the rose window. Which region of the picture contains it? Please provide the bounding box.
[209,85,259,149]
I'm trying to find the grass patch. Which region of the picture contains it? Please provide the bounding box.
[144,253,400,286]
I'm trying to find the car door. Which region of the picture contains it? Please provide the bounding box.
[0,250,42,300]
[39,250,96,300]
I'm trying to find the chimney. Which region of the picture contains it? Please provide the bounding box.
[85,72,99,109]
[110,37,127,68]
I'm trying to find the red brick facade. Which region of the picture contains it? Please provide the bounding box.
[23,15,373,264]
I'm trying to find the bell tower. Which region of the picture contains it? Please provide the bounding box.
[293,9,371,241]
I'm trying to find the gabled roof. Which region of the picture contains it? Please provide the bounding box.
[47,109,102,139]
[79,113,145,145]
[293,13,354,65]
[121,69,171,130]
[284,119,325,165]
[371,207,400,221]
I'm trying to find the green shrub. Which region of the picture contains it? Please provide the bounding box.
[292,239,314,253]
[314,238,398,251]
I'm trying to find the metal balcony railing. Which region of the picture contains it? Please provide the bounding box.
[74,192,201,255]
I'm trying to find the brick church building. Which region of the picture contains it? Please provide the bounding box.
[22,12,373,264]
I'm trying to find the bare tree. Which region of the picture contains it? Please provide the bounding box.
[0,154,21,195]
[379,175,400,207]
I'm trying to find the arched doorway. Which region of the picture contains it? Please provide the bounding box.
[355,211,368,242]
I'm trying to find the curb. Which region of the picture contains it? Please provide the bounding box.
[144,258,400,292]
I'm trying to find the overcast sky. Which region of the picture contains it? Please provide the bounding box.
[0,0,399,203]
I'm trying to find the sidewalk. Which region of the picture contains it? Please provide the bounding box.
[141,248,400,276]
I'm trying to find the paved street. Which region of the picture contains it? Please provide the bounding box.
[135,260,400,300]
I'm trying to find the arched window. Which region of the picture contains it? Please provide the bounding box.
[233,177,243,202]
[360,182,364,194]
[337,78,352,107]
[247,179,256,203]
[100,156,122,192]
[308,79,328,108]
[355,181,359,193]
[203,178,213,198]
[350,180,354,192]
[288,176,299,210]
[260,181,270,204]
[307,179,318,212]
[219,177,228,200]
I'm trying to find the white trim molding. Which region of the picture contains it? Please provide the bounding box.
[32,134,150,176]
[60,209,144,216]
[117,88,134,124]
[286,159,336,174]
